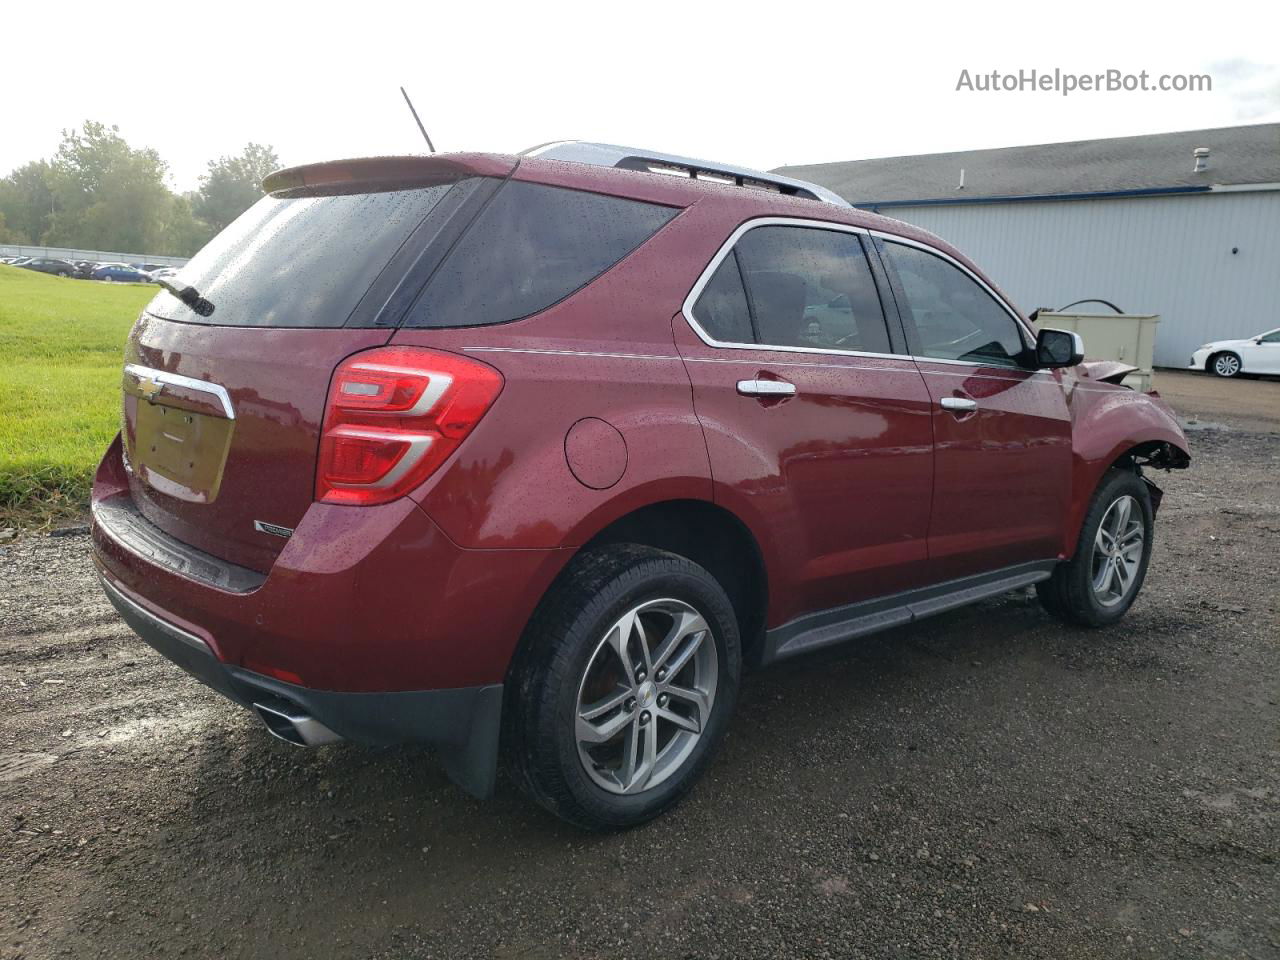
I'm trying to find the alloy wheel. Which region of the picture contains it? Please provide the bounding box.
[1090,495,1145,607]
[575,598,718,795]
[1214,354,1240,377]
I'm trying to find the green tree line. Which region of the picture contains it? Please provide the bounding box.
[0,122,279,257]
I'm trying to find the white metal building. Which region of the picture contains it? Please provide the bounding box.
[776,124,1280,368]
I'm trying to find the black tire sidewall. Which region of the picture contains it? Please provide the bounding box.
[533,553,740,828]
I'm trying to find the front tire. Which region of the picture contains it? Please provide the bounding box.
[507,545,741,830]
[1038,469,1154,627]
[101,275,113,283]
[1210,352,1242,377]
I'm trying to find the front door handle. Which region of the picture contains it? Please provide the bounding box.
[737,379,797,397]
[940,396,977,412]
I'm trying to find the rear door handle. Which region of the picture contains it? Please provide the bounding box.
[737,379,797,397]
[940,396,977,411]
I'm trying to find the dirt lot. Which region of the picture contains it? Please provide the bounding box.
[2,371,1277,960]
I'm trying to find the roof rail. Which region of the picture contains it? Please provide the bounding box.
[522,141,851,207]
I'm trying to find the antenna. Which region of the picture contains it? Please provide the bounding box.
[399,86,436,154]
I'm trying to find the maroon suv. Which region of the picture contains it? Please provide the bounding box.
[92,143,1190,829]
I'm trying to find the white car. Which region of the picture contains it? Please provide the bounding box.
[1189,328,1280,377]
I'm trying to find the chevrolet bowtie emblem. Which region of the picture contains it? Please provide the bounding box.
[137,376,164,402]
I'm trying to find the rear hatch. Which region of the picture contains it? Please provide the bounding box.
[119,156,511,573]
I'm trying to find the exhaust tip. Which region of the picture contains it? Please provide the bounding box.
[252,701,342,747]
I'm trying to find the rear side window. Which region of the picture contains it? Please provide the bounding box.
[406,181,678,328]
[881,241,1027,366]
[147,183,458,327]
[692,253,753,343]
[704,225,892,354]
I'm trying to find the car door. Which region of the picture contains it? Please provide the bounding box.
[872,235,1072,583]
[675,220,935,626]
[1243,328,1280,373]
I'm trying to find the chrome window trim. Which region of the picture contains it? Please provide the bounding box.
[680,216,1036,367]
[123,363,236,420]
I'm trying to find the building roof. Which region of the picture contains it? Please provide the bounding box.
[773,123,1280,207]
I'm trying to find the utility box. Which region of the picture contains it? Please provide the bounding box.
[1035,311,1160,392]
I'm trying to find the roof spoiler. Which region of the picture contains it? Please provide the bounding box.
[523,141,851,207]
[262,154,517,195]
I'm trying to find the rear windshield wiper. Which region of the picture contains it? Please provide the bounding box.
[155,277,214,317]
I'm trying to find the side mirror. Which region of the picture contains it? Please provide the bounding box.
[1035,327,1084,368]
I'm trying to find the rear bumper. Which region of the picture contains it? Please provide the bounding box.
[98,570,504,797]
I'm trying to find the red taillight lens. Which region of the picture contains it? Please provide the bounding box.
[316,347,503,506]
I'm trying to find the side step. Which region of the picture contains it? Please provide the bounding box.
[762,560,1058,664]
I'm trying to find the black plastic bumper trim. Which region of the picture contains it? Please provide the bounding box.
[97,571,503,798]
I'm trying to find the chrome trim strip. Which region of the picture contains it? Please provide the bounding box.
[679,216,1035,359]
[99,574,212,657]
[123,363,235,420]
[463,346,676,362]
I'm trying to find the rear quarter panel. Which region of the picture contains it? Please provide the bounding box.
[392,191,723,549]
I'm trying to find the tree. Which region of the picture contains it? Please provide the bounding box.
[194,143,279,232]
[0,160,54,244]
[44,121,173,253]
[159,193,215,257]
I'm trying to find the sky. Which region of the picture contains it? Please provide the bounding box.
[4,0,1278,192]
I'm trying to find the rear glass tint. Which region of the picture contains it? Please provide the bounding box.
[406,181,678,328]
[146,184,458,327]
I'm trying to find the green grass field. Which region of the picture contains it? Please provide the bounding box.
[0,265,155,525]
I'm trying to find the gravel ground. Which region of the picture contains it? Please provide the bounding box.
[1,372,1277,960]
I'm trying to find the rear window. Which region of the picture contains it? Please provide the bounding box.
[405,181,678,328]
[147,183,459,327]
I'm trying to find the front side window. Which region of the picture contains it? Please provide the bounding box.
[694,225,892,353]
[407,181,679,328]
[1260,329,1280,343]
[881,241,1027,366]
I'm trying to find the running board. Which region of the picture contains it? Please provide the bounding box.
[761,560,1058,664]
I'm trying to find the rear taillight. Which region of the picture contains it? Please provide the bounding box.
[316,347,503,506]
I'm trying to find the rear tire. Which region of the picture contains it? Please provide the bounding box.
[506,544,741,830]
[1037,469,1154,627]
[1210,352,1241,377]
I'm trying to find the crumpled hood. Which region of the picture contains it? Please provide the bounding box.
[1079,359,1139,385]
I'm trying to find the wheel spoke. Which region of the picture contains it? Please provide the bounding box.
[657,706,700,734]
[660,628,708,681]
[652,610,709,673]
[580,685,631,722]
[663,683,710,719]
[606,614,638,686]
[577,703,634,744]
[1095,525,1114,554]
[1114,559,1133,592]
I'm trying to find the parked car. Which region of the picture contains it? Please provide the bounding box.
[73,260,100,279]
[17,257,77,277]
[91,263,151,283]
[147,267,180,282]
[1189,328,1280,377]
[91,146,1191,829]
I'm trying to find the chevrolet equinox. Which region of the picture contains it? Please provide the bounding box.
[92,142,1191,829]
